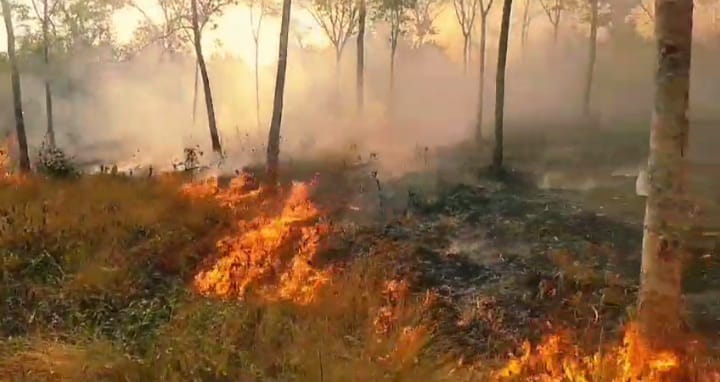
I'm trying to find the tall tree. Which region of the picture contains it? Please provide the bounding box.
[28,0,57,146]
[581,0,598,118]
[492,0,511,171]
[129,0,231,151]
[190,0,226,153]
[356,0,366,113]
[475,0,493,143]
[637,0,693,351]
[266,0,292,187]
[538,0,563,44]
[452,0,480,74]
[374,0,413,101]
[307,0,358,68]
[519,0,537,52]
[246,0,276,129]
[409,0,441,47]
[42,0,55,147]
[2,0,31,172]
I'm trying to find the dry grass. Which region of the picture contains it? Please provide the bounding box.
[0,174,454,382]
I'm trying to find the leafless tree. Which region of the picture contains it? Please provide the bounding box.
[452,0,480,74]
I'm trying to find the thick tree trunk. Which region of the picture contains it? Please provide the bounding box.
[582,0,598,118]
[191,0,222,154]
[42,0,55,147]
[266,0,292,187]
[2,0,30,172]
[476,16,488,144]
[356,0,366,113]
[637,0,693,349]
[493,0,512,171]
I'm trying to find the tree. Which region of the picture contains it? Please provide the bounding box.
[129,0,232,153]
[475,0,493,143]
[307,0,358,68]
[492,0,511,171]
[356,0,366,112]
[190,0,221,153]
[637,0,693,351]
[538,0,564,44]
[28,0,58,146]
[266,0,292,187]
[581,0,597,118]
[519,0,538,52]
[246,0,277,129]
[374,0,414,99]
[451,0,479,74]
[409,0,441,47]
[2,0,31,172]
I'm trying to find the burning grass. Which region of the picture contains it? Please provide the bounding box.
[191,176,332,304]
[493,323,720,381]
[1,166,719,381]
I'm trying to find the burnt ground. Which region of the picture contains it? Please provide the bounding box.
[292,128,720,365]
[240,124,720,364]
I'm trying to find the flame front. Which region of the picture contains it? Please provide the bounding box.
[493,322,720,381]
[190,176,331,305]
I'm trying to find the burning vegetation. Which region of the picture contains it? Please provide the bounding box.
[189,176,332,304]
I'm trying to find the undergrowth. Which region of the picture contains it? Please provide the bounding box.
[0,174,458,382]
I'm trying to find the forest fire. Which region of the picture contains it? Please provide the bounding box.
[188,174,332,305]
[494,323,720,381]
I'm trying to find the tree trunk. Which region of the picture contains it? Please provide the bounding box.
[192,59,199,124]
[191,0,222,154]
[582,0,598,118]
[1,0,30,172]
[462,35,469,75]
[42,0,55,147]
[493,0,512,171]
[552,21,559,45]
[254,38,261,130]
[637,0,693,349]
[390,47,396,94]
[266,0,292,187]
[476,16,488,144]
[520,0,530,54]
[356,0,366,113]
[335,47,342,101]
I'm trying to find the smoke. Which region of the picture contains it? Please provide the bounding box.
[4,4,720,181]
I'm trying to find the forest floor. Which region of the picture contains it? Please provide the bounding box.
[1,123,719,381]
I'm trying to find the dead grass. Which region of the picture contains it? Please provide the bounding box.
[0,173,457,382]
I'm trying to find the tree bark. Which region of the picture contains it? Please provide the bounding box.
[582,0,598,118]
[42,0,55,147]
[493,0,512,171]
[637,0,693,349]
[476,15,488,144]
[191,0,222,154]
[2,0,30,172]
[356,0,366,113]
[266,0,292,187]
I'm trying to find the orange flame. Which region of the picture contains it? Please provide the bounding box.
[191,177,331,305]
[493,322,720,381]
